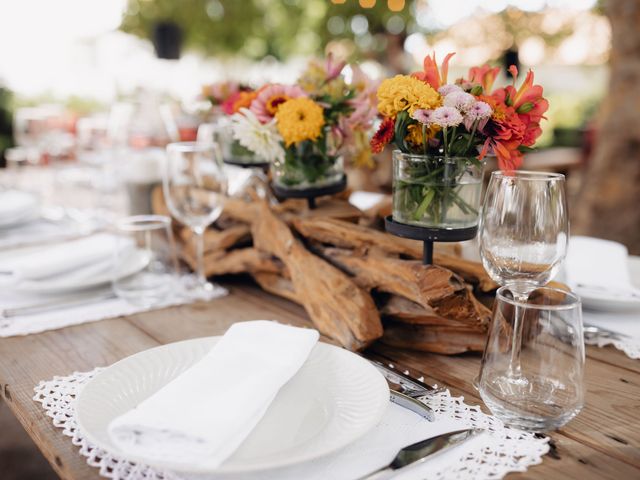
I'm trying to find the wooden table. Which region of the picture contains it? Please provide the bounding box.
[0,277,639,480]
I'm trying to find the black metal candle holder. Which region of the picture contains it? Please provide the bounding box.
[223,158,271,174]
[272,174,347,209]
[384,216,478,265]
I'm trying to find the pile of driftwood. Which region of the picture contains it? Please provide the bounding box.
[152,188,499,354]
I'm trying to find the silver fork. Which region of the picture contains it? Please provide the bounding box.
[584,325,632,342]
[370,359,446,397]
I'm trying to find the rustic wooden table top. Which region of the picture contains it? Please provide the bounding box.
[0,277,638,480]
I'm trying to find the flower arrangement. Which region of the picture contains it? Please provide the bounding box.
[372,52,549,228]
[228,55,377,187]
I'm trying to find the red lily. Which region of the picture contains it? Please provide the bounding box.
[412,52,455,90]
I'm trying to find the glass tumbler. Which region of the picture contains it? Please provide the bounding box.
[112,215,178,307]
[478,286,585,432]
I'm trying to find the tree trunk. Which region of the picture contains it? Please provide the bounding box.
[573,0,640,254]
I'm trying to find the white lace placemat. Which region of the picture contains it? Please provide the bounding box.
[0,282,227,338]
[34,369,549,480]
[583,311,640,360]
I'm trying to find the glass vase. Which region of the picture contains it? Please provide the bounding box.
[271,141,344,190]
[392,151,484,229]
[199,120,268,166]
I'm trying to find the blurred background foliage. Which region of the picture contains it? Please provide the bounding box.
[120,0,601,63]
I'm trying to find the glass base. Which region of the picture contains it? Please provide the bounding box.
[479,373,583,432]
[179,275,228,301]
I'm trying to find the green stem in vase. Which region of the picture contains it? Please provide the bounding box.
[422,124,427,156]
[442,127,448,157]
[464,120,479,155]
[448,126,457,154]
[413,188,435,221]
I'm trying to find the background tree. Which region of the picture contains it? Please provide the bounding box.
[573,0,640,254]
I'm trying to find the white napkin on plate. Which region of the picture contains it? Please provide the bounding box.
[0,190,39,224]
[565,236,640,299]
[108,320,319,468]
[0,233,117,281]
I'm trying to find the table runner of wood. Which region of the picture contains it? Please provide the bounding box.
[0,280,639,480]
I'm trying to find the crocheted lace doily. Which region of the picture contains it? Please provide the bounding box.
[33,369,549,480]
[585,336,640,359]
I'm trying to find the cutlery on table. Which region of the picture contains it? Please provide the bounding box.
[1,291,116,319]
[371,360,446,397]
[389,390,435,422]
[583,325,633,342]
[359,428,484,480]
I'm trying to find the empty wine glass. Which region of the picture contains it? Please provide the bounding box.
[479,286,584,431]
[163,142,227,299]
[113,215,178,307]
[479,171,569,382]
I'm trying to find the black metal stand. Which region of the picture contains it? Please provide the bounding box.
[384,216,478,265]
[272,174,347,210]
[223,158,271,174]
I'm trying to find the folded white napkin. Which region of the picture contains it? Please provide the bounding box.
[108,320,319,468]
[0,233,117,281]
[0,190,39,224]
[565,236,640,298]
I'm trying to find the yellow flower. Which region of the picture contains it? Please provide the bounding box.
[275,97,325,146]
[405,123,441,148]
[377,75,441,118]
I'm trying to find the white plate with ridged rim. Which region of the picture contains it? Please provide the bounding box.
[76,336,389,475]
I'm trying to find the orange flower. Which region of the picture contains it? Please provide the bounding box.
[412,52,455,90]
[370,117,395,154]
[232,90,259,114]
[467,64,501,93]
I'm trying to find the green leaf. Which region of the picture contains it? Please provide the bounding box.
[517,102,534,113]
[517,145,537,153]
[470,85,483,96]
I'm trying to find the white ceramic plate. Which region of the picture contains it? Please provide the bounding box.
[0,190,40,228]
[13,249,150,294]
[76,336,389,475]
[576,288,640,312]
[576,257,640,312]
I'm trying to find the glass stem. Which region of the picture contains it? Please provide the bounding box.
[194,227,206,287]
[508,289,531,378]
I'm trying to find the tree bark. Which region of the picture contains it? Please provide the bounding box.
[573,0,640,254]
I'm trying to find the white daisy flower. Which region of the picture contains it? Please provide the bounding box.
[231,108,285,163]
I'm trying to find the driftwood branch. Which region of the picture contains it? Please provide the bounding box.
[252,202,382,351]
[317,246,491,326]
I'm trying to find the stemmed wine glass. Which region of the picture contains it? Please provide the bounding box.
[163,142,227,300]
[478,170,569,382]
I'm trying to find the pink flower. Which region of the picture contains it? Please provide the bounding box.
[411,109,436,125]
[345,92,377,129]
[463,101,492,130]
[326,52,347,82]
[433,106,463,127]
[443,91,475,111]
[438,84,462,96]
[249,84,307,123]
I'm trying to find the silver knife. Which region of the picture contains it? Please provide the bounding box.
[359,428,483,480]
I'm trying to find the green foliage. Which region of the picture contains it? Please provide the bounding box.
[120,0,414,60]
[0,87,14,163]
